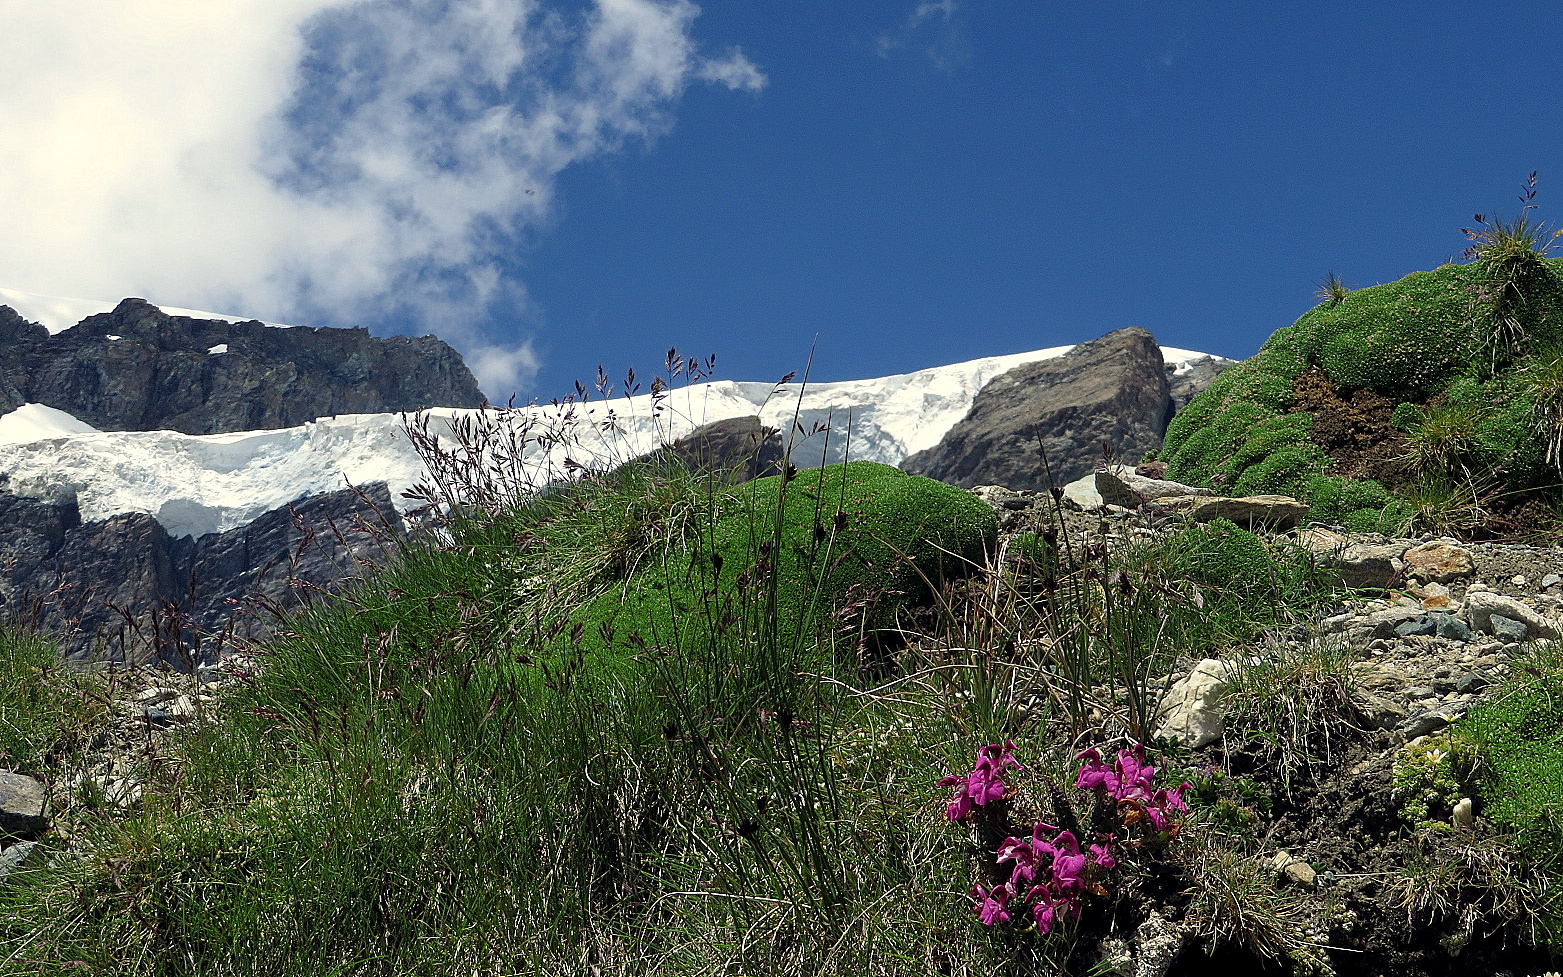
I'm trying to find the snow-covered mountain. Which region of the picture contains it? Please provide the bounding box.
[0,289,1235,662]
[0,345,1223,540]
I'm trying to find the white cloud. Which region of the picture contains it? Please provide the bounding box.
[875,0,969,72]
[697,47,767,91]
[0,0,763,400]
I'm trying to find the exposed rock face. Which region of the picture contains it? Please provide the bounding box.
[902,328,1184,489]
[0,483,401,665]
[0,298,485,433]
[637,415,784,483]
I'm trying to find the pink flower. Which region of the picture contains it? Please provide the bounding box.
[1046,830,1088,897]
[996,835,1041,884]
[1089,836,1117,870]
[971,883,1012,925]
[1074,748,1115,793]
[939,741,1024,822]
[1027,888,1060,934]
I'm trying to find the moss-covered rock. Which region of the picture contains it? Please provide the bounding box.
[569,461,998,662]
[1163,257,1563,530]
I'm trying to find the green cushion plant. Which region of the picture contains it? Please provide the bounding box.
[1162,233,1563,531]
[567,460,998,667]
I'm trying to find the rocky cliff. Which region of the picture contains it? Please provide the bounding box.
[902,327,1229,490]
[0,482,400,665]
[0,298,486,434]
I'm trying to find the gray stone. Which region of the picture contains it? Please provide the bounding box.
[1455,671,1492,694]
[1394,616,1436,638]
[1156,494,1310,529]
[1464,591,1561,641]
[0,771,48,840]
[1354,692,1408,729]
[1490,613,1529,643]
[1093,466,1210,509]
[1434,612,1472,642]
[0,840,38,882]
[902,328,1180,490]
[1399,709,1455,740]
[1364,606,1428,637]
[1324,542,1405,591]
[1060,471,1103,510]
[1094,908,1185,977]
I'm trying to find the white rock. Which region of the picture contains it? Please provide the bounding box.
[1463,591,1561,640]
[1061,471,1103,510]
[1153,658,1235,749]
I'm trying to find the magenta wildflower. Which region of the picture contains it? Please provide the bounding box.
[953,743,1187,936]
[971,883,1013,925]
[1027,887,1060,934]
[1089,836,1117,870]
[939,740,1023,822]
[996,835,1041,884]
[1045,830,1088,897]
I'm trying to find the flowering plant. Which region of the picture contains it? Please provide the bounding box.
[1075,743,1191,834]
[938,740,1022,823]
[943,741,1188,934]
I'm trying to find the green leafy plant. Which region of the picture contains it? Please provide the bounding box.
[1314,270,1352,305]
[1392,732,1482,832]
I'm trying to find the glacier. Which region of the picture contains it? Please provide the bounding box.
[0,344,1217,539]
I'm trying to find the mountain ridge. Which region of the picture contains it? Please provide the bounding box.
[0,297,485,434]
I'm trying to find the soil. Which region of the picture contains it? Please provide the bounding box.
[1289,365,1414,491]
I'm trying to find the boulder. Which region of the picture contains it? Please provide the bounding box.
[632,415,783,483]
[1093,465,1210,509]
[1463,591,1561,640]
[1402,539,1477,583]
[1154,658,1235,749]
[0,840,38,882]
[1301,530,1405,590]
[1156,494,1309,529]
[0,771,48,840]
[901,328,1175,490]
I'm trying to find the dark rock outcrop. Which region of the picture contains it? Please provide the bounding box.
[903,328,1196,490]
[0,298,486,433]
[640,415,784,483]
[0,484,401,665]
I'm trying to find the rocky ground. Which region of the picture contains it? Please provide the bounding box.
[970,478,1563,976]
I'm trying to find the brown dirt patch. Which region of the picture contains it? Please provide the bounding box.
[1289,365,1415,489]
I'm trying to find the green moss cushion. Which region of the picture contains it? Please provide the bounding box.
[1162,259,1563,525]
[570,461,998,662]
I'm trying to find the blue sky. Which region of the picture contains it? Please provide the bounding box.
[3,2,1561,401]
